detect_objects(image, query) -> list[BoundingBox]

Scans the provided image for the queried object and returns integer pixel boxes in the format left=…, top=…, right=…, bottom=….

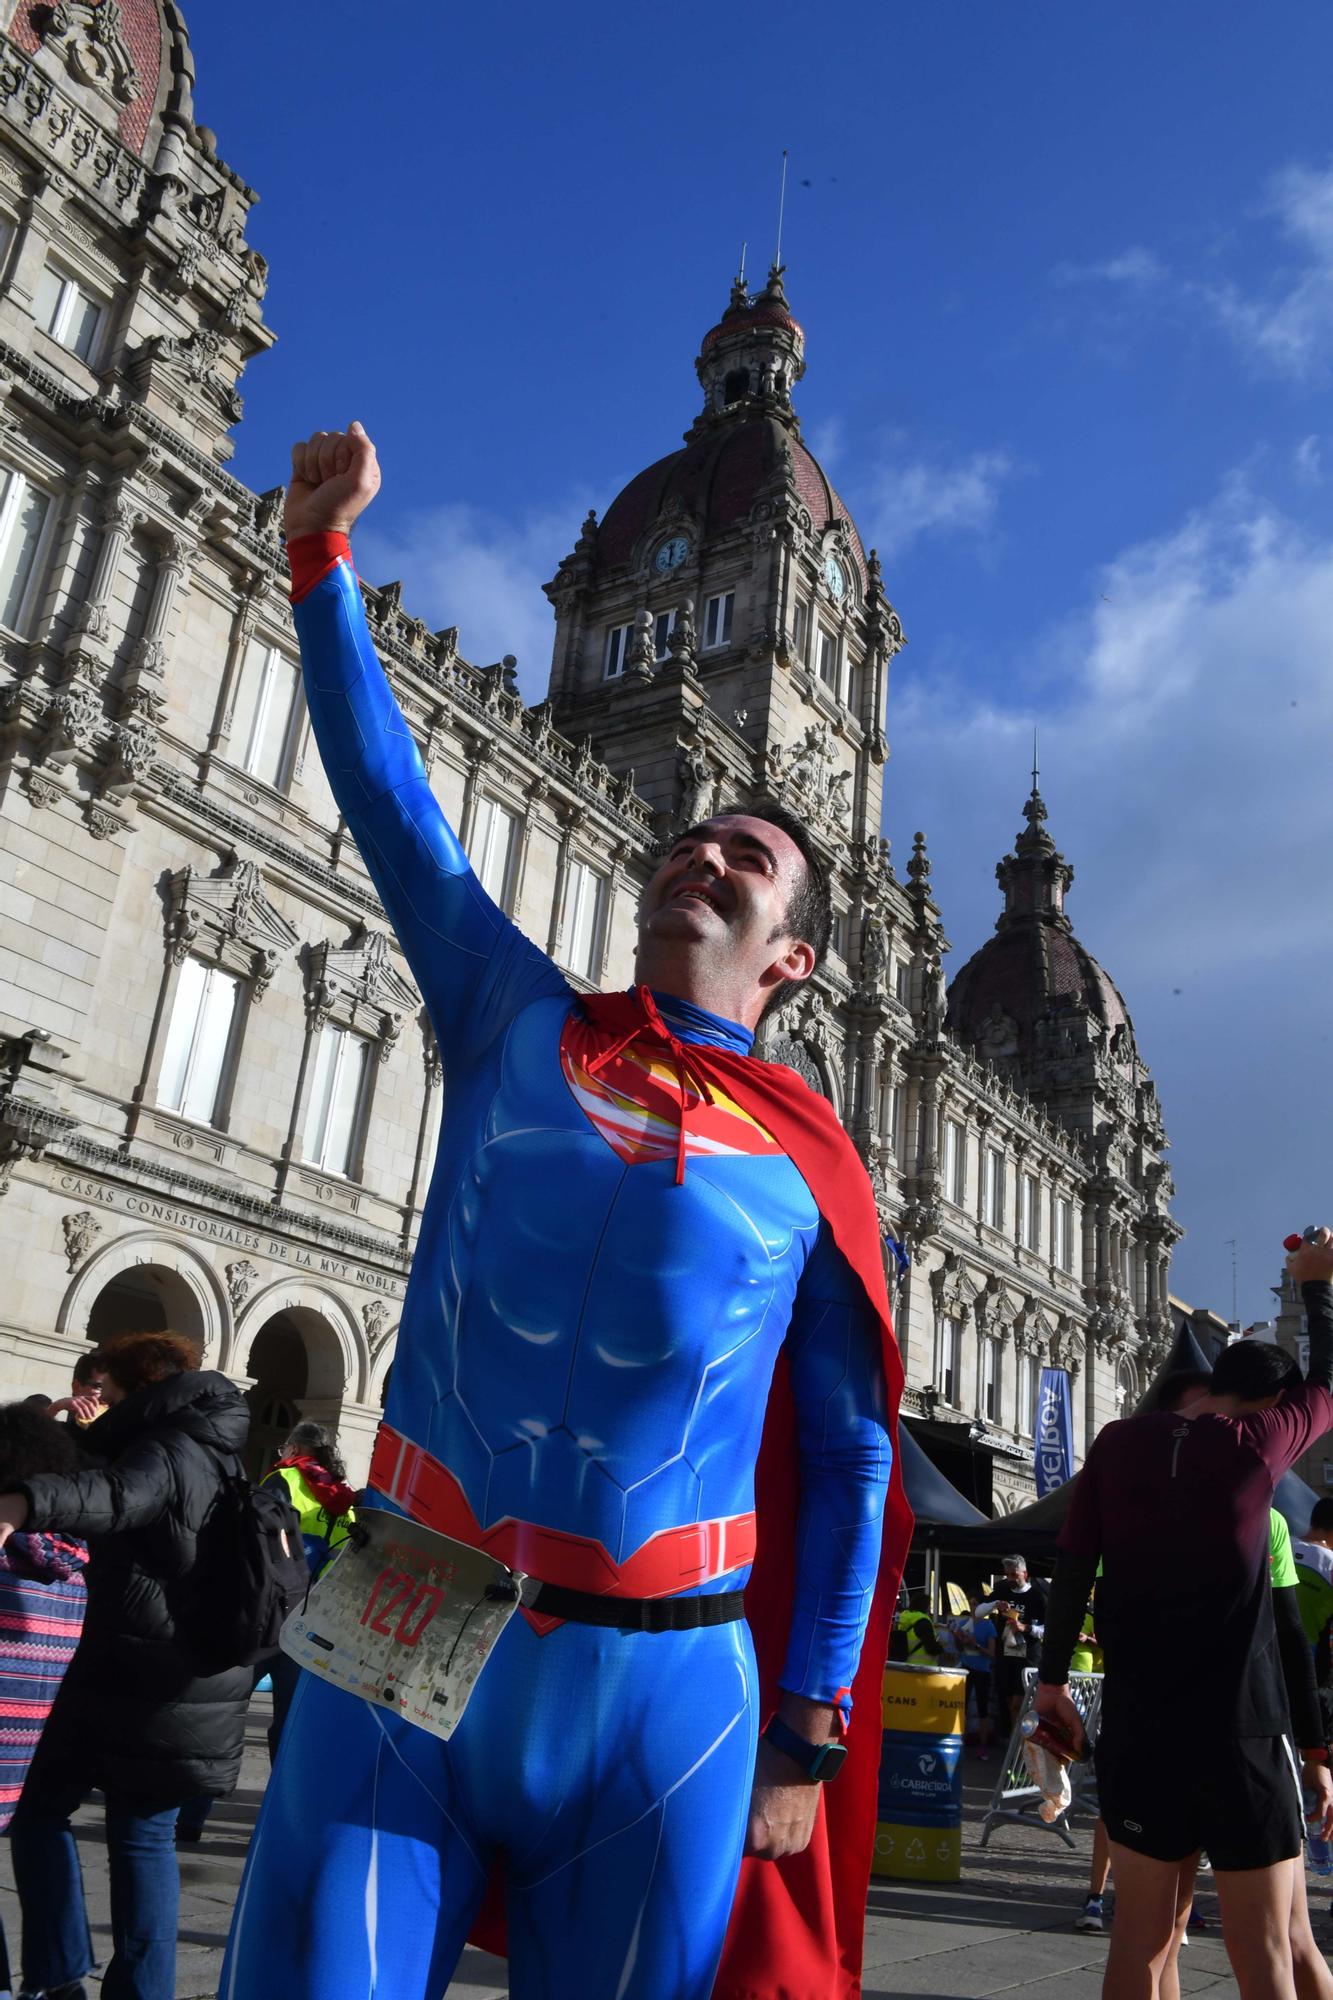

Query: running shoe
left=1075, top=1897, right=1105, bottom=1933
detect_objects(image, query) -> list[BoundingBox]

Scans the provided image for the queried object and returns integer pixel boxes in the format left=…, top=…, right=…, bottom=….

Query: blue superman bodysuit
left=221, top=541, right=891, bottom=2000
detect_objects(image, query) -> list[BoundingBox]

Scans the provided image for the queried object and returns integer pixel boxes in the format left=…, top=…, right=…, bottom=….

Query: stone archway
left=241, top=1302, right=353, bottom=1480
left=61, top=1232, right=221, bottom=1359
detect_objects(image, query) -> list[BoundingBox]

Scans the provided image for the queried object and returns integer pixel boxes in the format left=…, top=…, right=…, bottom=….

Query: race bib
left=279, top=1506, right=524, bottom=1741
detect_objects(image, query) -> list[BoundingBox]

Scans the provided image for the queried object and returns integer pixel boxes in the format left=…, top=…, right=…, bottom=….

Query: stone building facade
left=0, top=0, right=1179, bottom=1501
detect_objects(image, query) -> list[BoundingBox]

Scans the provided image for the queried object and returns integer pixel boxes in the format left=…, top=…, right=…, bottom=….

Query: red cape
left=471, top=987, right=913, bottom=1997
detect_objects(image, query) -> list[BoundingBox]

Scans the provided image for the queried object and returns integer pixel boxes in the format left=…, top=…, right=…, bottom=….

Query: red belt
left=368, top=1423, right=756, bottom=1599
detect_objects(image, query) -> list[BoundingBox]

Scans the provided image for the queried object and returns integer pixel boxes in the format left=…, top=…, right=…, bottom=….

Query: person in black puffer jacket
left=0, top=1330, right=251, bottom=2000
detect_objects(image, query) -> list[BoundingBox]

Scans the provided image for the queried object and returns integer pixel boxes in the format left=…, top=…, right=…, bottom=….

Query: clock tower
left=543, top=263, right=905, bottom=870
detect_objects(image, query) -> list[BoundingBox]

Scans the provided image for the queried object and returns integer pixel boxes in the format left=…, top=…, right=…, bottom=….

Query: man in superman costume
left=222, top=424, right=911, bottom=2000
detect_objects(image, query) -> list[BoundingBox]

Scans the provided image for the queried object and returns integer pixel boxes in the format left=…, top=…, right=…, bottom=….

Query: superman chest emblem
left=559, top=1014, right=784, bottom=1168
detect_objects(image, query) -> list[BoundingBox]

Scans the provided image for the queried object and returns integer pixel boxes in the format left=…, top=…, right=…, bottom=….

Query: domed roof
left=946, top=786, right=1137, bottom=1070
left=597, top=416, right=867, bottom=583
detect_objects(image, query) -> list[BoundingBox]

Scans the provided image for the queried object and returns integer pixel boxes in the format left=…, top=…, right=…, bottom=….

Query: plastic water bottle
left=1304, top=1793, right=1333, bottom=1875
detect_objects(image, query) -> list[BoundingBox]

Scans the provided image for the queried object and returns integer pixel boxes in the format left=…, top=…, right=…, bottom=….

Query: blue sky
left=194, top=2, right=1333, bottom=1326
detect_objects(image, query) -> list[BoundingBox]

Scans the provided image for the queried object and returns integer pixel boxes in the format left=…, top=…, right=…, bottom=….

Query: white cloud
left=356, top=494, right=595, bottom=703
left=863, top=448, right=1016, bottom=559
left=1053, top=246, right=1166, bottom=290
left=808, top=416, right=845, bottom=472
left=1295, top=434, right=1324, bottom=483
left=887, top=476, right=1333, bottom=1318
left=1202, top=161, right=1333, bottom=378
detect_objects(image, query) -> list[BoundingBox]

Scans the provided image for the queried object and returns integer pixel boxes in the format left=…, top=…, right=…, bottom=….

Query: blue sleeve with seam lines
left=779, top=1223, right=891, bottom=1724
left=292, top=557, right=570, bottom=1057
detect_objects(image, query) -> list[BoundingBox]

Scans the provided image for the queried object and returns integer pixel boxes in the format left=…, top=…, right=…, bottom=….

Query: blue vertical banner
left=1034, top=1366, right=1074, bottom=1496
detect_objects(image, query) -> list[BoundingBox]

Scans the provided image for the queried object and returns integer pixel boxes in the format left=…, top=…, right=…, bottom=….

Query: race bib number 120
left=280, top=1506, right=524, bottom=1741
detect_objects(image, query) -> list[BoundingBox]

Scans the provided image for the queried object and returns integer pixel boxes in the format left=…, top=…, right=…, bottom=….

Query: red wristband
left=287, top=530, right=353, bottom=605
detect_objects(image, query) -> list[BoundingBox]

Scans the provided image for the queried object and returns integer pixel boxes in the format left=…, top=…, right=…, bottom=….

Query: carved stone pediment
left=168, top=855, right=299, bottom=1002
left=305, top=925, right=420, bottom=1059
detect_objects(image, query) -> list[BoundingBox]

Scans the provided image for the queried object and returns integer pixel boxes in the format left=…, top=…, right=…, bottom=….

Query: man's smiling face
left=636, top=814, right=812, bottom=1011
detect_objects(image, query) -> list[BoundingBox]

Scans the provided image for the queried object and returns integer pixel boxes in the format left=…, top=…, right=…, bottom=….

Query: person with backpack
left=260, top=1421, right=356, bottom=1761
left=0, top=1331, right=256, bottom=2000
left=0, top=1404, right=89, bottom=2000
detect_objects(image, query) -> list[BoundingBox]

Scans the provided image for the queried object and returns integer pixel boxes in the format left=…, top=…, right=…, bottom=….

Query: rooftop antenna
left=739, top=239, right=747, bottom=284
left=1226, top=1235, right=1240, bottom=1328
left=1031, top=728, right=1040, bottom=797
left=774, top=148, right=789, bottom=269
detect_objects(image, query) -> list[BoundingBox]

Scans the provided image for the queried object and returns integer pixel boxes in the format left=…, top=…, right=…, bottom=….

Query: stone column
left=510, top=775, right=548, bottom=924
left=126, top=529, right=191, bottom=690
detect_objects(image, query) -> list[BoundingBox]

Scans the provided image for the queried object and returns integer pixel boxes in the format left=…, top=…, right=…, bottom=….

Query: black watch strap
left=762, top=1714, right=848, bottom=1782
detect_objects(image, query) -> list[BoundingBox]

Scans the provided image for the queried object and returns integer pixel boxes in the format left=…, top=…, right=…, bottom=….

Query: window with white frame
left=816, top=627, right=837, bottom=687
left=943, top=1117, right=966, bottom=1206
left=1021, top=1173, right=1040, bottom=1251
left=653, top=607, right=677, bottom=660
left=1017, top=1351, right=1038, bottom=1435
left=603, top=622, right=632, bottom=679
left=888, top=1082, right=905, bottom=1158
left=230, top=638, right=301, bottom=789
left=981, top=1336, right=1001, bottom=1423
left=468, top=793, right=519, bottom=910
left=936, top=1317, right=962, bottom=1407
left=34, top=262, right=103, bottom=363
left=561, top=858, right=606, bottom=980
left=985, top=1148, right=1005, bottom=1229
left=304, top=1022, right=372, bottom=1177
left=792, top=599, right=809, bottom=659
left=702, top=591, right=733, bottom=650
left=156, top=958, right=242, bottom=1126
left=1054, top=1196, right=1074, bottom=1272
left=0, top=468, right=50, bottom=635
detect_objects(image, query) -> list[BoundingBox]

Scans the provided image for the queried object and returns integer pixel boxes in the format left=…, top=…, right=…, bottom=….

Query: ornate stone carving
left=60, top=1207, right=102, bottom=1271
left=362, top=1298, right=391, bottom=1349
left=624, top=609, right=655, bottom=683
left=765, top=723, right=851, bottom=834
left=304, top=925, right=420, bottom=1059
left=101, top=692, right=160, bottom=797
left=225, top=1258, right=259, bottom=1309
left=24, top=767, right=65, bottom=812
left=765, top=1032, right=823, bottom=1097
left=85, top=799, right=123, bottom=841
left=676, top=737, right=714, bottom=829
left=43, top=678, right=103, bottom=764
left=168, top=855, right=300, bottom=1001
left=44, top=1, right=141, bottom=106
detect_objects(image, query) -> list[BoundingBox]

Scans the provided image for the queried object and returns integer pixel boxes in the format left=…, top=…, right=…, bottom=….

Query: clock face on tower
left=654, top=537, right=690, bottom=574
left=823, top=553, right=846, bottom=602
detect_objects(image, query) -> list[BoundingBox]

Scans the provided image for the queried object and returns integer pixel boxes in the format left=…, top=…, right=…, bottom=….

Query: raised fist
left=285, top=422, right=381, bottom=543
left=1287, top=1226, right=1333, bottom=1287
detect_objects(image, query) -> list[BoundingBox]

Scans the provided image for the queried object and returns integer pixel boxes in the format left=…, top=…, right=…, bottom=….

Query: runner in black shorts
left=1034, top=1229, right=1333, bottom=2000
left=1095, top=1733, right=1302, bottom=1872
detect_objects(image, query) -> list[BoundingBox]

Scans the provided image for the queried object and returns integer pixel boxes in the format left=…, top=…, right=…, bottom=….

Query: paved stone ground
left=2, top=1707, right=1328, bottom=1998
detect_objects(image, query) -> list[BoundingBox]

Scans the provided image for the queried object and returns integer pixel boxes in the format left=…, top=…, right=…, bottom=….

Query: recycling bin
left=872, top=1661, right=966, bottom=1882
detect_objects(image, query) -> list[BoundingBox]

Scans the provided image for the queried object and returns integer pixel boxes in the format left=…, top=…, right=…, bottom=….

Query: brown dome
left=596, top=416, right=867, bottom=584
left=946, top=786, right=1137, bottom=1071
left=948, top=924, right=1134, bottom=1061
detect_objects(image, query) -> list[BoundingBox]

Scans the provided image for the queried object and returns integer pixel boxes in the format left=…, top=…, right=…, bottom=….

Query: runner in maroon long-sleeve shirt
left=1036, top=1231, right=1333, bottom=2000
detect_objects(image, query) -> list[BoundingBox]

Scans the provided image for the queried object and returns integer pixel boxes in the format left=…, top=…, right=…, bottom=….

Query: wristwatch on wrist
left=762, top=1715, right=848, bottom=1782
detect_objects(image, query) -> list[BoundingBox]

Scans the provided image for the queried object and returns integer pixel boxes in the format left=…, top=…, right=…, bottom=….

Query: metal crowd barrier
left=978, top=1668, right=1103, bottom=1850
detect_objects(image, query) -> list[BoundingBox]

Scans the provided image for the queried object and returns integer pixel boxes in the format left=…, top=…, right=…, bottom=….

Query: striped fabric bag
left=0, top=1530, right=87, bottom=1829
